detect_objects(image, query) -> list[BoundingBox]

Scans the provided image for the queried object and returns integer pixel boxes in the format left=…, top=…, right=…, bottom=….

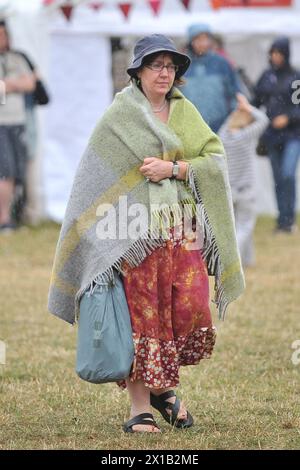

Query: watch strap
left=171, top=161, right=179, bottom=179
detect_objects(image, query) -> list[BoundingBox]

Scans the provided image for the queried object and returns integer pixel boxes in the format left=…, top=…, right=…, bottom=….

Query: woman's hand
left=140, top=157, right=172, bottom=183
left=272, top=114, right=289, bottom=129
left=236, top=93, right=253, bottom=113
left=140, top=157, right=188, bottom=183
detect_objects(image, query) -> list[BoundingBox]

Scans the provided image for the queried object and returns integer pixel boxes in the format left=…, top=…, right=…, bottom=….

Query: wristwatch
left=171, top=161, right=180, bottom=179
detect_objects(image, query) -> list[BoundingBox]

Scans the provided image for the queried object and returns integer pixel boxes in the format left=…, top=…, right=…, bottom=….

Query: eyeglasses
left=146, top=62, right=179, bottom=73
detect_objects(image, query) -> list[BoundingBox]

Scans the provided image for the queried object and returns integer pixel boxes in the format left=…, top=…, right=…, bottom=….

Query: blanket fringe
left=150, top=202, right=186, bottom=238
left=74, top=171, right=228, bottom=322
left=74, top=230, right=165, bottom=322
left=187, top=165, right=228, bottom=321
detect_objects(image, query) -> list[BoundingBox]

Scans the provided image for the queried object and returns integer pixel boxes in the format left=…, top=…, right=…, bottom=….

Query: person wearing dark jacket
left=253, top=37, right=300, bottom=233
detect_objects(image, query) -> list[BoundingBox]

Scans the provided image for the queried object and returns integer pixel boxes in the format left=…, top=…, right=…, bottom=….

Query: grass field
left=0, top=216, right=299, bottom=450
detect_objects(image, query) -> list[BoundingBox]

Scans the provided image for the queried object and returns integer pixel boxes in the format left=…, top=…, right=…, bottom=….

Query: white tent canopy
left=1, top=0, right=300, bottom=221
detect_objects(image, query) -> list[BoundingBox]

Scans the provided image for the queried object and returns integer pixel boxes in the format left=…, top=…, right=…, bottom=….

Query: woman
left=0, top=20, right=35, bottom=231
left=253, top=37, right=300, bottom=234
left=48, top=34, right=245, bottom=434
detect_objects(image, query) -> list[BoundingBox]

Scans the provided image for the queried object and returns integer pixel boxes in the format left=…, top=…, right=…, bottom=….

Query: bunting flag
left=89, top=2, right=103, bottom=11
left=42, top=0, right=293, bottom=18
left=148, top=0, right=162, bottom=16
left=180, top=0, right=191, bottom=9
left=118, top=2, right=133, bottom=19
left=60, top=4, right=74, bottom=21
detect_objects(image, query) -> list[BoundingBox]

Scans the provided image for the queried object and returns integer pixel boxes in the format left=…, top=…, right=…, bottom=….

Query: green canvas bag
left=76, top=273, right=134, bottom=384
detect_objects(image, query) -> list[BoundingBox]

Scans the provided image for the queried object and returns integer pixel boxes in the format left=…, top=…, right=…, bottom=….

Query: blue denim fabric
left=268, top=138, right=300, bottom=229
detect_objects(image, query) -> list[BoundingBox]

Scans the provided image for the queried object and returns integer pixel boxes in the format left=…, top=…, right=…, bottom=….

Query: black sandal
left=123, top=412, right=161, bottom=433
left=150, top=390, right=194, bottom=429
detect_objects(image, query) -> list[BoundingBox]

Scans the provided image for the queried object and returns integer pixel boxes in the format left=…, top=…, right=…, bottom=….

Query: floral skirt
left=117, top=230, right=216, bottom=390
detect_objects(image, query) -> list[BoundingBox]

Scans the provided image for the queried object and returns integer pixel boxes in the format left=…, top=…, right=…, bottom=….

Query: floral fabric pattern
left=118, top=224, right=216, bottom=389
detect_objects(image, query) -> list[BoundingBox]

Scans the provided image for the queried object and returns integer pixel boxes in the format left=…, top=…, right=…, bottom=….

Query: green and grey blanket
left=48, top=82, right=245, bottom=324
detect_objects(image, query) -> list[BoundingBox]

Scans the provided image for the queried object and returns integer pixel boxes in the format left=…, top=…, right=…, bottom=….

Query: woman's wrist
left=166, top=161, right=173, bottom=178
left=175, top=161, right=188, bottom=181
left=166, top=161, right=188, bottom=181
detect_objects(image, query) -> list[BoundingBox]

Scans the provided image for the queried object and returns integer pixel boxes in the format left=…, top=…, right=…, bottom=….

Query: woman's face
left=191, top=33, right=211, bottom=56
left=137, top=53, right=176, bottom=98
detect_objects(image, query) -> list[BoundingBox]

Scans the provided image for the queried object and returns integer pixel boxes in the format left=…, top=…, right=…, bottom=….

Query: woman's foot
left=125, top=379, right=161, bottom=433
left=124, top=412, right=161, bottom=433
left=128, top=405, right=161, bottom=433
left=151, top=388, right=188, bottom=421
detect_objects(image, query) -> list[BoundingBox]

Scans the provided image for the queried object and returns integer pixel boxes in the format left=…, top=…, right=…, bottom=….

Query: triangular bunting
left=118, top=2, right=132, bottom=20
left=148, top=0, right=162, bottom=16
left=60, top=4, right=74, bottom=21
left=180, top=0, right=191, bottom=10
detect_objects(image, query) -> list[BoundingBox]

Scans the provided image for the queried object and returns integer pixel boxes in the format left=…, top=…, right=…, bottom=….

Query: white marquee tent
left=1, top=0, right=300, bottom=222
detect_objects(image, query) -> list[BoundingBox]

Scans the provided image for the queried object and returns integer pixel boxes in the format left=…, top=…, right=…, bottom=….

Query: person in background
left=219, top=94, right=269, bottom=267
left=11, top=50, right=49, bottom=225
left=181, top=23, right=241, bottom=133
left=211, top=33, right=254, bottom=101
left=0, top=20, right=35, bottom=232
left=253, top=37, right=300, bottom=234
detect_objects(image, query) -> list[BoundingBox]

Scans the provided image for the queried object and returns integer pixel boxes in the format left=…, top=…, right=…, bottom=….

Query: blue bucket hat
left=187, top=23, right=212, bottom=43
left=127, top=34, right=191, bottom=78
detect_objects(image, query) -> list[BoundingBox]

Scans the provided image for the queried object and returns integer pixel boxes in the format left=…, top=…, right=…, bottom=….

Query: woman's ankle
left=130, top=406, right=152, bottom=418
left=151, top=387, right=173, bottom=396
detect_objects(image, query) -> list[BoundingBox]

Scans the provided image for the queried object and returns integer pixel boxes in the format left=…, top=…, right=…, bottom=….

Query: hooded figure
left=253, top=36, right=299, bottom=145
left=253, top=37, right=300, bottom=233
left=269, top=36, right=290, bottom=67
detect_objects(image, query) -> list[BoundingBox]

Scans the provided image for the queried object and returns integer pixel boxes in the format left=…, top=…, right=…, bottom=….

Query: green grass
left=0, top=217, right=300, bottom=450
